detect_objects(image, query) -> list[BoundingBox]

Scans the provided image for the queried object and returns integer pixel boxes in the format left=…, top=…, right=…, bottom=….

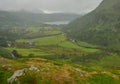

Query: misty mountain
left=65, top=0, right=120, bottom=49
left=0, top=10, right=80, bottom=28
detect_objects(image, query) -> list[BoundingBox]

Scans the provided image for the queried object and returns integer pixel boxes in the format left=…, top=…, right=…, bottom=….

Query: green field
left=16, top=33, right=99, bottom=52
left=5, top=28, right=100, bottom=58
left=17, top=34, right=65, bottom=46
left=3, top=26, right=100, bottom=65
left=6, top=48, right=53, bottom=57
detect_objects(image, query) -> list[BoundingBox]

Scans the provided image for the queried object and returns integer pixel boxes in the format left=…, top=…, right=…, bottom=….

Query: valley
left=0, top=0, right=120, bottom=84
left=5, top=26, right=99, bottom=58
left=0, top=25, right=120, bottom=84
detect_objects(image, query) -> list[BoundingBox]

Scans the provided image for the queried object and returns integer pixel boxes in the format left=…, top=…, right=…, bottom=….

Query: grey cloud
left=0, top=0, right=103, bottom=13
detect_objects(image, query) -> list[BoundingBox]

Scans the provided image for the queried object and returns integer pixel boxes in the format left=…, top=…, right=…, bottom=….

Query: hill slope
left=0, top=10, right=80, bottom=28
left=0, top=47, right=13, bottom=58
left=0, top=57, right=120, bottom=84
left=65, top=0, right=120, bottom=49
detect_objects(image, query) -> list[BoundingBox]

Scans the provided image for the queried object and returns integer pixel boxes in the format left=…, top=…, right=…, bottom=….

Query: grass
left=0, top=47, right=12, bottom=58
left=0, top=68, right=12, bottom=84
left=6, top=48, right=53, bottom=57
left=58, top=40, right=99, bottom=52
left=16, top=34, right=99, bottom=52
left=17, top=34, right=65, bottom=46
left=88, top=74, right=120, bottom=84
left=15, top=26, right=100, bottom=53
left=26, top=27, right=61, bottom=33
left=59, top=41, right=80, bottom=49
left=77, top=41, right=99, bottom=48
left=0, top=56, right=120, bottom=84
left=22, top=27, right=62, bottom=39
left=92, top=53, right=120, bottom=68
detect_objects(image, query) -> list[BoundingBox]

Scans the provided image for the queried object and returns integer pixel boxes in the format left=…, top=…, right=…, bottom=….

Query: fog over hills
left=1, top=0, right=120, bottom=84
left=0, top=0, right=102, bottom=14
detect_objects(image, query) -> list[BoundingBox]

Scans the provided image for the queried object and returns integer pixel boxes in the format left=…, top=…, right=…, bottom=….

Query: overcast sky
left=0, top=0, right=103, bottom=14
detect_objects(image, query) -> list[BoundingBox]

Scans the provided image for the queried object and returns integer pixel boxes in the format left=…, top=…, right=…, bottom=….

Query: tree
left=12, top=50, right=21, bottom=58
left=0, top=37, right=8, bottom=47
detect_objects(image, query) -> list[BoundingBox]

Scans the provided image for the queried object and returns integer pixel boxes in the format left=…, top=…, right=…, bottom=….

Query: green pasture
left=6, top=48, right=53, bottom=57
left=16, top=34, right=99, bottom=52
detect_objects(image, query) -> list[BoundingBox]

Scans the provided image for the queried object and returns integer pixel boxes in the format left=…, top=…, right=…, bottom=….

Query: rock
left=8, top=67, right=12, bottom=71
left=41, top=67, right=50, bottom=71
left=7, top=66, right=40, bottom=83
left=11, top=54, right=15, bottom=58
left=7, top=68, right=27, bottom=83
left=29, top=65, right=40, bottom=72
left=74, top=68, right=85, bottom=76
left=2, top=65, right=6, bottom=68
left=0, top=58, right=5, bottom=63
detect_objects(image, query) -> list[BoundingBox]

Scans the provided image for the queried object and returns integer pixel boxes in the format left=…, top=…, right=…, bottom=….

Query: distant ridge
left=65, top=0, right=120, bottom=49
left=0, top=10, right=80, bottom=28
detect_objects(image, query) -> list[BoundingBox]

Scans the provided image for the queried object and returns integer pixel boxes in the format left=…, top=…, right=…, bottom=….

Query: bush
left=12, top=50, right=21, bottom=58
left=0, top=48, right=12, bottom=58
left=28, top=53, right=34, bottom=58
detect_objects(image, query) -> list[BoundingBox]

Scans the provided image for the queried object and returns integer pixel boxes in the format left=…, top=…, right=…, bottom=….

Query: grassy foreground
left=0, top=56, right=120, bottom=84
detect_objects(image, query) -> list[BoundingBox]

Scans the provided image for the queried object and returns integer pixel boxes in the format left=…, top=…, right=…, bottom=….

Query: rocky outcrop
left=7, top=65, right=40, bottom=83
left=29, top=65, right=40, bottom=72
left=7, top=68, right=27, bottom=83
left=74, top=68, right=85, bottom=76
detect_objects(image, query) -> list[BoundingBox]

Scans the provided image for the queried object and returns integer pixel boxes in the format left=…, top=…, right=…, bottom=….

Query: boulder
left=29, top=65, right=40, bottom=72
left=7, top=65, right=40, bottom=83
left=7, top=68, right=27, bottom=83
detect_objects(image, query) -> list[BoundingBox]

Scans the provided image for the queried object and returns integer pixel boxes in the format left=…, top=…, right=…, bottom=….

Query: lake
left=44, top=21, right=70, bottom=25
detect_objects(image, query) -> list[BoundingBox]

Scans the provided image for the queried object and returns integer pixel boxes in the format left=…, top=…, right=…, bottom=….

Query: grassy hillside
left=65, top=0, right=120, bottom=49
left=0, top=47, right=13, bottom=58
left=0, top=56, right=120, bottom=84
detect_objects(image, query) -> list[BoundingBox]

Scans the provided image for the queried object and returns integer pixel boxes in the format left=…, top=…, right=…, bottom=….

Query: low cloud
left=0, top=0, right=103, bottom=13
